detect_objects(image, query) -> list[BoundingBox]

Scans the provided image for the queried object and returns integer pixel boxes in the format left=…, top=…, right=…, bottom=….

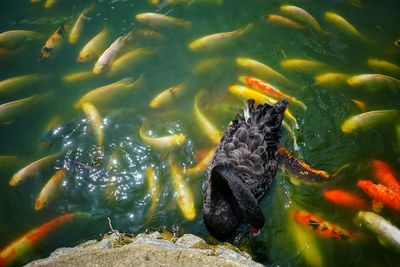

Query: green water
left=1, top=0, right=400, bottom=265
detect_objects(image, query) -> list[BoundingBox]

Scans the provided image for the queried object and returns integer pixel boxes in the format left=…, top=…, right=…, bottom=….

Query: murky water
left=1, top=0, right=400, bottom=266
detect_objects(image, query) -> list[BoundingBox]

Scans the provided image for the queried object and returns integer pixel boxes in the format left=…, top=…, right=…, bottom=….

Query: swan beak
left=250, top=226, right=261, bottom=236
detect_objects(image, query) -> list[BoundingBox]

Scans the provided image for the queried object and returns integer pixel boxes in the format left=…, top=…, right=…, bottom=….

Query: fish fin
left=331, top=163, right=351, bottom=177
left=293, top=98, right=307, bottom=111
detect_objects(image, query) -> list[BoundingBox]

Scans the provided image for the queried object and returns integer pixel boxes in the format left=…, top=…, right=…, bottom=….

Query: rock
left=175, top=234, right=207, bottom=248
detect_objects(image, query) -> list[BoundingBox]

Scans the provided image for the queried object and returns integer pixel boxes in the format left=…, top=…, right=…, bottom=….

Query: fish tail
left=331, top=163, right=351, bottom=177
left=127, top=75, right=144, bottom=89
left=292, top=98, right=307, bottom=111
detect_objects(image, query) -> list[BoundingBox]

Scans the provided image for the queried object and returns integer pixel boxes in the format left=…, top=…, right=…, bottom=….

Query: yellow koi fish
left=139, top=124, right=186, bottom=150
left=341, top=110, right=399, bottom=133
left=40, top=24, right=67, bottom=62
left=69, top=5, right=92, bottom=44
left=136, top=13, right=192, bottom=29
left=280, top=5, right=328, bottom=36
left=0, top=74, right=43, bottom=95
left=314, top=72, right=350, bottom=87
left=146, top=167, right=160, bottom=220
left=192, top=57, right=227, bottom=75
left=266, top=14, right=305, bottom=30
left=77, top=29, right=108, bottom=62
left=189, top=24, right=253, bottom=52
left=351, top=99, right=367, bottom=112
left=194, top=93, right=221, bottom=144
left=0, top=30, right=40, bottom=48
left=229, top=85, right=299, bottom=129
left=367, top=59, right=400, bottom=76
left=169, top=158, right=196, bottom=221
left=183, top=148, right=215, bottom=176
left=35, top=169, right=66, bottom=210
left=44, top=0, right=56, bottom=8
left=236, top=57, right=296, bottom=88
left=62, top=71, right=95, bottom=83
left=108, top=48, right=156, bottom=76
left=281, top=59, right=330, bottom=74
left=324, top=12, right=367, bottom=42
left=347, top=74, right=400, bottom=91
left=0, top=95, right=39, bottom=123
left=82, top=102, right=104, bottom=147
left=93, top=35, right=125, bottom=74
left=74, top=76, right=143, bottom=108
left=9, top=152, right=60, bottom=186
left=150, top=83, right=186, bottom=108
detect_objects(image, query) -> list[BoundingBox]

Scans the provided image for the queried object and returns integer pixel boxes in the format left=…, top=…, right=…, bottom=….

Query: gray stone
left=175, top=234, right=207, bottom=248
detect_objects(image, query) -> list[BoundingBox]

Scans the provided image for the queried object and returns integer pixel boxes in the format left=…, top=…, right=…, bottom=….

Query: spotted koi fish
left=357, top=179, right=400, bottom=212
left=292, top=210, right=357, bottom=240
left=371, top=160, right=400, bottom=191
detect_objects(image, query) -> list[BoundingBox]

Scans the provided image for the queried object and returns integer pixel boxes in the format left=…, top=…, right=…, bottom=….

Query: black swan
left=202, top=99, right=288, bottom=240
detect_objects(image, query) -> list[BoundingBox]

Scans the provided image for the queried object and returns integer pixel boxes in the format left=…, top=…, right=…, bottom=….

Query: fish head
left=93, top=63, right=106, bottom=74
left=135, top=14, right=148, bottom=23
left=34, top=198, right=47, bottom=210
left=77, top=53, right=90, bottom=62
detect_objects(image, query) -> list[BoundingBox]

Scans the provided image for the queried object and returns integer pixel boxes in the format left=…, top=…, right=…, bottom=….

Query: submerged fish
left=40, top=24, right=67, bottom=62
left=93, top=35, right=125, bottom=74
left=108, top=48, right=156, bottom=76
left=44, top=0, right=56, bottom=8
left=82, top=102, right=104, bottom=147
left=189, top=24, right=252, bottom=52
left=372, top=160, right=400, bottom=191
left=150, top=83, right=186, bottom=109
left=239, top=75, right=307, bottom=110
left=0, top=74, right=43, bottom=95
left=293, top=210, right=357, bottom=240
left=62, top=71, right=95, bottom=83
left=357, top=211, right=400, bottom=253
left=340, top=110, right=399, bottom=133
left=183, top=148, right=215, bottom=176
left=146, top=167, right=160, bottom=220
left=0, top=30, right=40, bottom=48
left=123, top=28, right=166, bottom=44
left=77, top=29, right=108, bottom=62
left=75, top=76, right=143, bottom=108
left=0, top=213, right=86, bottom=266
left=324, top=189, right=368, bottom=209
left=280, top=5, right=328, bottom=35
left=194, top=93, right=221, bottom=144
left=69, top=5, right=92, bottom=44
left=139, top=124, right=186, bottom=150
left=9, top=152, right=60, bottom=186
left=367, top=59, right=400, bottom=76
left=136, top=13, right=192, bottom=29
left=266, top=14, right=305, bottom=30
left=324, top=12, right=367, bottom=42
left=35, top=169, right=66, bottom=210
left=192, top=57, right=228, bottom=75
left=281, top=59, right=330, bottom=74
left=347, top=74, right=400, bottom=91
left=164, top=0, right=223, bottom=5
left=357, top=179, right=400, bottom=212
left=0, top=95, right=40, bottom=123
left=351, top=99, right=367, bottom=112
left=169, top=158, right=196, bottom=221
left=236, top=57, right=295, bottom=89
left=314, top=72, right=350, bottom=87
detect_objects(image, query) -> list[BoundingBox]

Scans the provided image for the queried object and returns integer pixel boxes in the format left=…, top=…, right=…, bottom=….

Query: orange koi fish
left=292, top=210, right=357, bottom=240
left=357, top=180, right=400, bottom=212
left=239, top=75, right=307, bottom=110
left=371, top=160, right=400, bottom=191
left=323, top=189, right=368, bottom=209
left=0, top=212, right=85, bottom=266
left=278, top=146, right=330, bottom=182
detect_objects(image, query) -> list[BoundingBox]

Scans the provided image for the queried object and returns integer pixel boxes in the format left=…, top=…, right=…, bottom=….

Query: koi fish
left=40, top=24, right=67, bottom=62
left=0, top=213, right=86, bottom=266
left=350, top=99, right=367, bottom=112
left=193, top=57, right=228, bottom=75
left=367, top=59, right=400, bottom=76
left=324, top=12, right=367, bottom=42
left=266, top=14, right=305, bottom=30
left=69, top=5, right=92, bottom=44
left=281, top=59, right=330, bottom=74
left=108, top=48, right=156, bottom=76
left=146, top=167, right=160, bottom=220
left=77, top=29, right=108, bottom=62
left=62, top=71, right=95, bottom=83
left=123, top=28, right=166, bottom=44
left=341, top=110, right=399, bottom=133
left=183, top=148, right=215, bottom=176
left=74, top=76, right=143, bottom=108
left=44, top=0, right=56, bottom=8
left=189, top=24, right=253, bottom=52
left=324, top=189, right=368, bottom=209
left=236, top=57, right=296, bottom=89
left=229, top=85, right=299, bottom=129
left=35, top=169, right=66, bottom=210
left=0, top=156, right=19, bottom=170
left=280, top=5, right=329, bottom=35
left=0, top=74, right=43, bottom=96
left=139, top=124, right=186, bottom=150
left=164, top=0, right=223, bottom=5
left=357, top=211, right=400, bottom=253
left=239, top=75, right=307, bottom=110
left=93, top=35, right=125, bottom=74
left=293, top=210, right=357, bottom=240
left=0, top=95, right=40, bottom=124
left=194, top=93, right=221, bottom=144
left=357, top=179, right=400, bottom=212
left=347, top=74, right=400, bottom=91
left=371, top=160, right=400, bottom=191
left=9, top=152, right=60, bottom=186
left=278, top=146, right=330, bottom=182
left=314, top=72, right=350, bottom=87
left=169, top=158, right=196, bottom=221
left=82, top=102, right=104, bottom=147
left=150, top=83, right=186, bottom=109
left=136, top=13, right=192, bottom=29
left=0, top=30, right=40, bottom=48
